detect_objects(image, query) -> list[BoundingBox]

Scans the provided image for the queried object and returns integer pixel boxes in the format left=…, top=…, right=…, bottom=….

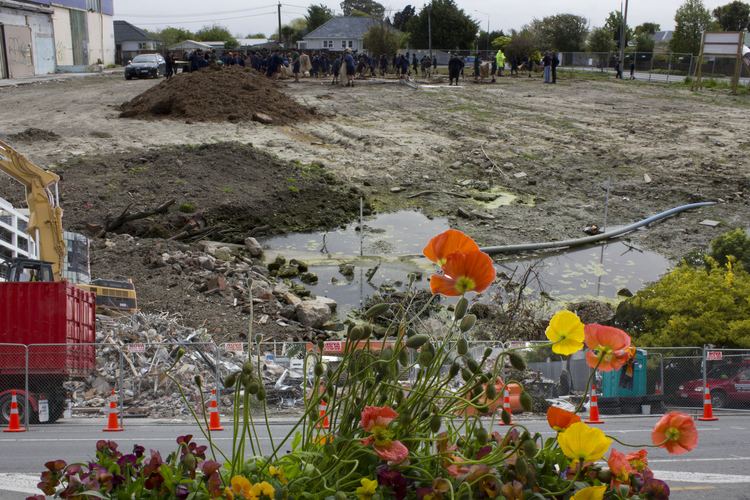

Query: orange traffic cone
left=3, top=390, right=26, bottom=433
left=698, top=386, right=719, bottom=421
left=585, top=384, right=604, bottom=424
left=103, top=389, right=123, bottom=432
left=316, top=400, right=330, bottom=430
left=208, top=389, right=224, bottom=431
left=499, top=387, right=513, bottom=425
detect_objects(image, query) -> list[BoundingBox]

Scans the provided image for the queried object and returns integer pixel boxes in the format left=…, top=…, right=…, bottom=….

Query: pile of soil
left=8, top=127, right=60, bottom=142
left=51, top=142, right=365, bottom=241
left=119, top=67, right=317, bottom=124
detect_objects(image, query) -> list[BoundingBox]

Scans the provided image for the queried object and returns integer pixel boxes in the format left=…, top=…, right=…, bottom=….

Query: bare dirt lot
left=1, top=71, right=748, bottom=338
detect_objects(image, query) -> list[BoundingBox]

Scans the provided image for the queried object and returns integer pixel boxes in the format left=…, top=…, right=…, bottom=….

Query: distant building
left=0, top=0, right=115, bottom=79
left=298, top=16, right=380, bottom=52
left=114, top=20, right=157, bottom=65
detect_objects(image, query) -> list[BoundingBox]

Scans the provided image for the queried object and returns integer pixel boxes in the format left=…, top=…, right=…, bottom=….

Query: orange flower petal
left=423, top=229, right=480, bottom=265
left=546, top=406, right=581, bottom=431
left=584, top=324, right=631, bottom=351
left=652, top=412, right=698, bottom=455
left=442, top=251, right=496, bottom=292
left=430, top=273, right=461, bottom=296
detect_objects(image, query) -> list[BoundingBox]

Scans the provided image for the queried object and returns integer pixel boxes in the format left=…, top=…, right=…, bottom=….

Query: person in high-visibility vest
left=495, top=50, right=506, bottom=79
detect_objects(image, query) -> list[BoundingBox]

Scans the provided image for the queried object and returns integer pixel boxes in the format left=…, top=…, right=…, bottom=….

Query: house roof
left=651, top=31, right=673, bottom=44
left=237, top=38, right=272, bottom=47
left=168, top=40, right=213, bottom=50
left=114, top=20, right=156, bottom=43
left=303, top=16, right=379, bottom=40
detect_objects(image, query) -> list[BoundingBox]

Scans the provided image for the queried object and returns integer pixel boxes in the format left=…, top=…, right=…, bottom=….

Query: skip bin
left=601, top=348, right=647, bottom=398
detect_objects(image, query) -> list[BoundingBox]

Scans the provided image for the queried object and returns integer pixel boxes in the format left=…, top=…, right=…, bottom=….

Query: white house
left=298, top=16, right=379, bottom=52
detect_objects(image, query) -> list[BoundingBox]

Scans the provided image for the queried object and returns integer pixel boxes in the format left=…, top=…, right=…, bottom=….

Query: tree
left=713, top=1, right=750, bottom=31
left=477, top=30, right=505, bottom=52
left=634, top=22, right=661, bottom=35
left=504, top=28, right=540, bottom=61
left=340, top=0, right=385, bottom=18
left=306, top=4, right=334, bottom=32
left=534, top=14, right=588, bottom=52
left=405, top=0, right=478, bottom=50
left=587, top=27, right=616, bottom=52
left=276, top=18, right=308, bottom=47
left=604, top=10, right=633, bottom=49
left=634, top=32, right=655, bottom=52
left=491, top=35, right=511, bottom=51
left=670, top=0, right=712, bottom=55
left=195, top=25, right=239, bottom=48
left=150, top=27, right=195, bottom=47
left=392, top=5, right=415, bottom=31
left=363, top=23, right=399, bottom=57
left=246, top=33, right=266, bottom=39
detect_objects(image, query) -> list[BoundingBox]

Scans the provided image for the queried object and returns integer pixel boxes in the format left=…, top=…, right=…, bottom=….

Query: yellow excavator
left=0, top=140, right=137, bottom=312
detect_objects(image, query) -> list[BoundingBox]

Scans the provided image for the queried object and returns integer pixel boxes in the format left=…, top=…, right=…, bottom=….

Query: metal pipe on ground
left=479, top=201, right=717, bottom=255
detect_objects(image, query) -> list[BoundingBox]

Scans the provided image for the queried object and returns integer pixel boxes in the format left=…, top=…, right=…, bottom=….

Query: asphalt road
left=1, top=415, right=749, bottom=499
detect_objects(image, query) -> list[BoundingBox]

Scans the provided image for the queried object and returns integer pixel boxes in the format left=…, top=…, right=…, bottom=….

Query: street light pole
left=618, top=0, right=629, bottom=76
left=428, top=2, right=432, bottom=59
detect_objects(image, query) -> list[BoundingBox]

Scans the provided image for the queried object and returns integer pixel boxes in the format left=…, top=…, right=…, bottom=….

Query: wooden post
left=693, top=32, right=706, bottom=91
left=732, top=31, right=743, bottom=95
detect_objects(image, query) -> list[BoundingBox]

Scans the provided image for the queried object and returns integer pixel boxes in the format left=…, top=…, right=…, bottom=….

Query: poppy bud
left=457, top=338, right=469, bottom=355
left=461, top=368, right=473, bottom=382
left=175, top=348, right=185, bottom=362
left=255, top=334, right=262, bottom=345
left=466, top=357, right=479, bottom=373
left=597, top=469, right=612, bottom=483
left=193, top=375, right=202, bottom=387
left=335, top=492, right=348, bottom=500
left=406, top=334, right=429, bottom=349
left=454, top=297, right=468, bottom=320
left=398, top=349, right=409, bottom=366
left=459, top=314, right=476, bottom=332
left=485, top=383, right=497, bottom=400
left=224, top=371, right=239, bottom=388
left=520, top=392, right=533, bottom=412
left=257, top=387, right=266, bottom=401
left=509, top=352, right=527, bottom=371
left=314, top=363, right=325, bottom=377
left=501, top=409, right=511, bottom=425
left=522, top=438, right=537, bottom=457
left=349, top=326, right=363, bottom=341
left=483, top=347, right=492, bottom=360
left=317, top=340, right=324, bottom=351
left=182, top=453, right=196, bottom=471
left=430, top=415, right=442, bottom=433
left=242, top=361, right=254, bottom=375
left=476, top=426, right=488, bottom=444
left=364, top=303, right=389, bottom=319
left=449, top=362, right=460, bottom=378
left=247, top=380, right=259, bottom=394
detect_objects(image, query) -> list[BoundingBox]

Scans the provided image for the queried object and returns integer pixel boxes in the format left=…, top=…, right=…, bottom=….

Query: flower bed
left=30, top=230, right=697, bottom=499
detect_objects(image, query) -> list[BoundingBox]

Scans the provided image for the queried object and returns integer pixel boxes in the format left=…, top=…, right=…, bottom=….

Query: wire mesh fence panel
left=702, top=348, right=750, bottom=410
left=0, top=343, right=28, bottom=425
left=642, top=347, right=704, bottom=410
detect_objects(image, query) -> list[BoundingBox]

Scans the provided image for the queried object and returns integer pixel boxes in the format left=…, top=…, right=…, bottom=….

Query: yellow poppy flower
left=572, top=485, right=607, bottom=500
left=269, top=465, right=287, bottom=484
left=224, top=487, right=235, bottom=500
left=558, top=422, right=612, bottom=465
left=231, top=476, right=252, bottom=499
left=250, top=481, right=275, bottom=499
left=545, top=310, right=585, bottom=355
left=356, top=478, right=378, bottom=500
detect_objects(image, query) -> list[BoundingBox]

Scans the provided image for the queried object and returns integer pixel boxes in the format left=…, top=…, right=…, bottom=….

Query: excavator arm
left=0, top=140, right=66, bottom=281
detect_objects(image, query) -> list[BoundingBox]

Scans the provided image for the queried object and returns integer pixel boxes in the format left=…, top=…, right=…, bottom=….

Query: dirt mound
left=118, top=67, right=316, bottom=124
left=8, top=127, right=60, bottom=142
left=50, top=142, right=365, bottom=242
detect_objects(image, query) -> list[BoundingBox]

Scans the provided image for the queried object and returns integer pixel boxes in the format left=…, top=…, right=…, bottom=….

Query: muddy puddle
left=262, top=211, right=671, bottom=316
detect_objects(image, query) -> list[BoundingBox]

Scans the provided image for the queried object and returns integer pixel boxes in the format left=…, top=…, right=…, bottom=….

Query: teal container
left=601, top=349, right=647, bottom=398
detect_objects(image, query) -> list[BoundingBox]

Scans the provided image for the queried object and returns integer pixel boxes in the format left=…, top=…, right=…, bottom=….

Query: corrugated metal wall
left=69, top=9, right=87, bottom=66
left=0, top=26, right=6, bottom=79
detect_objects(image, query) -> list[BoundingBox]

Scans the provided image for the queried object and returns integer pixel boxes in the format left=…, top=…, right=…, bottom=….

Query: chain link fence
left=1, top=342, right=747, bottom=429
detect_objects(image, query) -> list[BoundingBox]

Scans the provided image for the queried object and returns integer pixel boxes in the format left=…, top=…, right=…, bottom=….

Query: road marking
left=652, top=470, right=750, bottom=484
left=0, top=437, right=273, bottom=443
left=0, top=473, right=41, bottom=494
left=671, top=486, right=716, bottom=491
left=650, top=456, right=750, bottom=463
left=730, top=426, right=746, bottom=430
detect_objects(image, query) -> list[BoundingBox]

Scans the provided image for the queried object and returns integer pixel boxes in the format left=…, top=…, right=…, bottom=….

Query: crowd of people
left=164, top=46, right=563, bottom=87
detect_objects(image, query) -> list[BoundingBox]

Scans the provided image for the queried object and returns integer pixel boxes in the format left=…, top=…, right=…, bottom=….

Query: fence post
left=702, top=345, right=708, bottom=396
left=24, top=346, right=30, bottom=430
left=689, top=54, right=695, bottom=78
left=649, top=54, right=654, bottom=82
left=119, top=348, right=124, bottom=429
left=215, top=344, right=221, bottom=402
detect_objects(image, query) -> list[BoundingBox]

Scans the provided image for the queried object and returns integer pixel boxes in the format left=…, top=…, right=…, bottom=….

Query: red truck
left=678, top=359, right=750, bottom=409
left=0, top=281, right=96, bottom=424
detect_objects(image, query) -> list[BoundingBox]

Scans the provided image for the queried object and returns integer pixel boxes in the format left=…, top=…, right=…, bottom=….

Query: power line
left=118, top=5, right=277, bottom=18
left=124, top=11, right=278, bottom=26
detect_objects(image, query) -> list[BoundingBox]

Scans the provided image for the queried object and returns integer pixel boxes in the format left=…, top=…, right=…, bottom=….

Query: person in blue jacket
left=343, top=48, right=356, bottom=87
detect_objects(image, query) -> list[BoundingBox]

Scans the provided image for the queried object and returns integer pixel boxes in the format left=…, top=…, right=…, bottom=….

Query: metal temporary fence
left=1, top=342, right=748, bottom=430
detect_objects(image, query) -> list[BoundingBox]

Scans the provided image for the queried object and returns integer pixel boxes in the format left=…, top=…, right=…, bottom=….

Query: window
left=86, top=0, right=101, bottom=12
left=348, top=40, right=353, bottom=48
left=341, top=40, right=347, bottom=48
left=323, top=40, right=334, bottom=49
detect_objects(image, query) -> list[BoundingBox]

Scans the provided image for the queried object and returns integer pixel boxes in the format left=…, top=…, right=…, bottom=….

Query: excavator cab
left=3, top=258, right=54, bottom=282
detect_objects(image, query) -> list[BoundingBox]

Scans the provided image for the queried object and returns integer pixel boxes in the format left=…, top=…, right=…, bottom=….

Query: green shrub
left=710, top=228, right=750, bottom=270
left=178, top=202, right=196, bottom=213
left=615, top=262, right=750, bottom=348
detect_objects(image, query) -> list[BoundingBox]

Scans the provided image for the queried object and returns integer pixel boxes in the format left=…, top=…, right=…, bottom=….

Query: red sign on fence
left=706, top=351, right=723, bottom=361
left=127, top=343, right=145, bottom=353
left=224, top=342, right=245, bottom=353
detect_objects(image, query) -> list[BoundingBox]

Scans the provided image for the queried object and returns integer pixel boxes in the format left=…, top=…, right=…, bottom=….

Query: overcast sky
left=115, top=0, right=729, bottom=38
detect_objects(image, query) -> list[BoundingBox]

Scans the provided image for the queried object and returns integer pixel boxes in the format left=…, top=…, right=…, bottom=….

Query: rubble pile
left=119, top=66, right=318, bottom=124
left=67, top=312, right=310, bottom=418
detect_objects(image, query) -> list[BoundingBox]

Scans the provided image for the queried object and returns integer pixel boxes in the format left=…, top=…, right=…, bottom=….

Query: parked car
left=678, top=360, right=750, bottom=408
left=125, top=54, right=166, bottom=80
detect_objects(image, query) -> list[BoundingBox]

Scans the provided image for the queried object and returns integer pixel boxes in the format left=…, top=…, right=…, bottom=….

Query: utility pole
left=618, top=0, right=629, bottom=76
left=277, top=2, right=283, bottom=48
left=428, top=2, right=432, bottom=59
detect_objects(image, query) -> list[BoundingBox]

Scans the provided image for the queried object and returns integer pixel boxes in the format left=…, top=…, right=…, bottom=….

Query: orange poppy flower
left=625, top=449, right=648, bottom=472
left=546, top=406, right=581, bottom=431
left=360, top=406, right=398, bottom=432
left=430, top=251, right=496, bottom=296
left=651, top=412, right=698, bottom=455
left=584, top=324, right=632, bottom=372
left=607, top=449, right=634, bottom=484
left=423, top=229, right=480, bottom=266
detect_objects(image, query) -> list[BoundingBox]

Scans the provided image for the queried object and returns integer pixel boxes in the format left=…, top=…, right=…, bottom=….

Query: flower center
left=665, top=426, right=681, bottom=442
left=455, top=276, right=476, bottom=294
